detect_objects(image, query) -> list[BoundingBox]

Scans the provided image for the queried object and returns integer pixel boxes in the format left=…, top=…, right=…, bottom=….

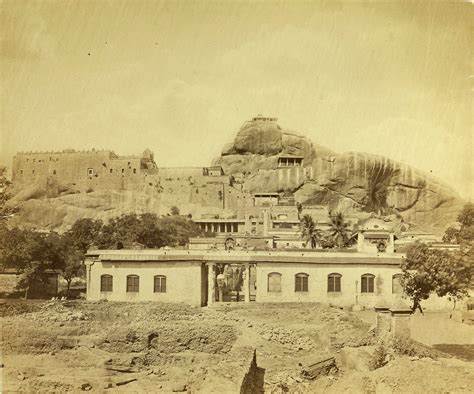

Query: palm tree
left=300, top=214, right=322, bottom=249
left=329, top=211, right=351, bottom=248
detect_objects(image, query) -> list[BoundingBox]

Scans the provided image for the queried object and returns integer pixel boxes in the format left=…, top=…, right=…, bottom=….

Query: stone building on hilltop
left=12, top=149, right=158, bottom=192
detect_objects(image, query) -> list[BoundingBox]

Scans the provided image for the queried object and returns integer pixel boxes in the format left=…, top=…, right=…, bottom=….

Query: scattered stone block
left=301, top=356, right=338, bottom=380
left=116, top=378, right=137, bottom=386
left=81, top=383, right=92, bottom=391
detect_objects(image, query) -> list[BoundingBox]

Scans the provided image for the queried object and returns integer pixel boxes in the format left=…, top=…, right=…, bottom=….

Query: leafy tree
left=442, top=225, right=461, bottom=244
left=458, top=203, right=474, bottom=227
left=300, top=214, right=322, bottom=248
left=65, top=218, right=103, bottom=254
left=401, top=242, right=472, bottom=313
left=92, top=213, right=202, bottom=249
left=0, top=228, right=47, bottom=271
left=170, top=206, right=180, bottom=216
left=16, top=262, right=48, bottom=299
left=0, top=166, right=18, bottom=223
left=0, top=228, right=62, bottom=298
left=328, top=211, right=351, bottom=248
left=443, top=203, right=474, bottom=245
left=157, top=215, right=202, bottom=246
left=319, top=236, right=337, bottom=249
left=45, top=232, right=84, bottom=295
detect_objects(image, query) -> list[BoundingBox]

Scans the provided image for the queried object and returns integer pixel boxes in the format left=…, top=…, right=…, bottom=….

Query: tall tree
left=45, top=232, right=84, bottom=295
left=65, top=218, right=103, bottom=254
left=401, top=242, right=472, bottom=313
left=328, top=211, right=351, bottom=248
left=0, top=228, right=60, bottom=298
left=300, top=214, right=322, bottom=248
left=443, top=203, right=474, bottom=245
left=0, top=166, right=18, bottom=223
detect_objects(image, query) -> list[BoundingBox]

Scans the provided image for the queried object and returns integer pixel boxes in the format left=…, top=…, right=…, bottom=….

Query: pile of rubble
left=255, top=323, right=316, bottom=350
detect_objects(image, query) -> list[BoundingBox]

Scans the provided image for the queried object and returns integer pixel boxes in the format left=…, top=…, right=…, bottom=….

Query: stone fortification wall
left=12, top=149, right=158, bottom=193
left=158, top=167, right=204, bottom=180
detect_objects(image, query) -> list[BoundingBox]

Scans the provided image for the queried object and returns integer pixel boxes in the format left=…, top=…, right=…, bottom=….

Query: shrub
left=391, top=336, right=417, bottom=357
left=369, top=340, right=389, bottom=370
left=391, top=335, right=443, bottom=359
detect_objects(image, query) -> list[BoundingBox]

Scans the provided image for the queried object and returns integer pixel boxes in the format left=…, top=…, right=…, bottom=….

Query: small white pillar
left=207, top=262, right=216, bottom=305
left=243, top=263, right=250, bottom=303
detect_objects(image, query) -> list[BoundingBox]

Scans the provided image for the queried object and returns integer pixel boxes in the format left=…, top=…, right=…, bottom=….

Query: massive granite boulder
left=214, top=120, right=330, bottom=176
left=214, top=120, right=464, bottom=232
left=298, top=152, right=464, bottom=230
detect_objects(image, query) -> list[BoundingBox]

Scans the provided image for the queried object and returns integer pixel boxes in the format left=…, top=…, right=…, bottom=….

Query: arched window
left=126, top=275, right=139, bottom=292
left=361, top=274, right=375, bottom=293
left=100, top=274, right=113, bottom=292
left=154, top=275, right=166, bottom=293
left=392, top=274, right=403, bottom=294
left=268, top=272, right=282, bottom=292
left=295, top=273, right=309, bottom=292
left=327, top=273, right=342, bottom=293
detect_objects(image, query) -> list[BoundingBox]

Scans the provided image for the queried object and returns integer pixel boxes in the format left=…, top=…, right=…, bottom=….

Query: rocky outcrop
left=7, top=118, right=464, bottom=233
left=214, top=120, right=463, bottom=232
left=297, top=152, right=463, bottom=230
left=215, top=120, right=324, bottom=176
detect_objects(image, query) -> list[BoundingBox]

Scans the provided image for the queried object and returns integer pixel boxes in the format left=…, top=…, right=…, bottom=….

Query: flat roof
left=194, top=219, right=245, bottom=223
left=86, top=249, right=404, bottom=265
left=278, top=155, right=304, bottom=159
left=254, top=193, right=279, bottom=196
left=188, top=237, right=225, bottom=244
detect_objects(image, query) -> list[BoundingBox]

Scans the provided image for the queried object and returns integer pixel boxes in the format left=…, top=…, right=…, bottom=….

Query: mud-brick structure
left=12, top=149, right=158, bottom=192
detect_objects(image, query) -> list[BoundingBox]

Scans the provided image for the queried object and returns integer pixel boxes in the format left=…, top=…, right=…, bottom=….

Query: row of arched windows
left=267, top=273, right=404, bottom=294
left=100, top=274, right=167, bottom=293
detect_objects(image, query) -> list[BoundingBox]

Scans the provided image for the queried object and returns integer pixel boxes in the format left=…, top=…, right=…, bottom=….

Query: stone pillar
left=207, top=262, right=216, bottom=305
left=262, top=210, right=269, bottom=237
left=243, top=263, right=250, bottom=303
left=388, top=233, right=395, bottom=253
left=84, top=259, right=95, bottom=300
left=389, top=306, right=412, bottom=339
left=374, top=305, right=391, bottom=338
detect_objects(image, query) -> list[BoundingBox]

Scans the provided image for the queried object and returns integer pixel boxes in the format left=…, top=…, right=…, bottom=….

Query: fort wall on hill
left=12, top=149, right=159, bottom=193
left=11, top=150, right=256, bottom=214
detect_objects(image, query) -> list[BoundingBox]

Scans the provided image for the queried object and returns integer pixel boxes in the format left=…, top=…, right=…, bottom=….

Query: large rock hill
left=7, top=118, right=464, bottom=233
left=213, top=120, right=464, bottom=232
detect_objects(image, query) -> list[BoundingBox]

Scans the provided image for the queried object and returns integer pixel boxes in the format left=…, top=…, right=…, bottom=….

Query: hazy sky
left=1, top=1, right=472, bottom=198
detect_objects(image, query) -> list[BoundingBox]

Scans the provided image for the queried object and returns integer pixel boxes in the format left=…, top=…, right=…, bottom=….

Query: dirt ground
left=1, top=300, right=473, bottom=393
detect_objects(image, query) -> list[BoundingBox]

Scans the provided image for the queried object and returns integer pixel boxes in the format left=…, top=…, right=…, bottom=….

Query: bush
left=391, top=336, right=417, bottom=357
left=369, top=340, right=389, bottom=370
left=391, top=336, right=444, bottom=359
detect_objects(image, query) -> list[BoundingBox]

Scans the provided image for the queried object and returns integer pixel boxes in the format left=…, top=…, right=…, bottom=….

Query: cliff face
left=303, top=152, right=463, bottom=229
left=213, top=120, right=464, bottom=232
